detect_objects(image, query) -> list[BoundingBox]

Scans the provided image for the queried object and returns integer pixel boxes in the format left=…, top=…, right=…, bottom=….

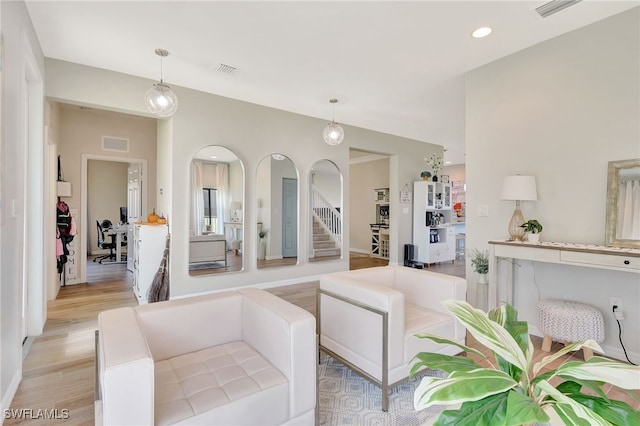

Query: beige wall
left=87, top=160, right=128, bottom=253
left=45, top=58, right=442, bottom=297
left=443, top=163, right=465, bottom=183
left=466, top=8, right=639, bottom=362
left=349, top=158, right=390, bottom=253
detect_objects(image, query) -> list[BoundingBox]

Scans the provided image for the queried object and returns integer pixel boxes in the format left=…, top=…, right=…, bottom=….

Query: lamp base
left=508, top=207, right=526, bottom=241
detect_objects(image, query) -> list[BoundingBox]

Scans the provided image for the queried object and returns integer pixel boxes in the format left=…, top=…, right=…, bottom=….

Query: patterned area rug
left=319, top=355, right=446, bottom=425
left=188, top=262, right=227, bottom=270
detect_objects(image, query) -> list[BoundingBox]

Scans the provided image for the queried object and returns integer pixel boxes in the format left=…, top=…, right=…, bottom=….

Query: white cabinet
left=413, top=181, right=455, bottom=265
left=133, top=224, right=168, bottom=304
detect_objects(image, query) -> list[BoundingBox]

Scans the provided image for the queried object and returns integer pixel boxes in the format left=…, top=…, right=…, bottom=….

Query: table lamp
left=501, top=175, right=537, bottom=241
left=231, top=201, right=242, bottom=222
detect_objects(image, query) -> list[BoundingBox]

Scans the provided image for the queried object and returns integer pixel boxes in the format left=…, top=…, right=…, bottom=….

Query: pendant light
left=323, top=98, right=344, bottom=145
left=145, top=48, right=178, bottom=118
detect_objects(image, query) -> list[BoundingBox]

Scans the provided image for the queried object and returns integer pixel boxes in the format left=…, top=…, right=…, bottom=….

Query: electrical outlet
left=610, top=297, right=622, bottom=310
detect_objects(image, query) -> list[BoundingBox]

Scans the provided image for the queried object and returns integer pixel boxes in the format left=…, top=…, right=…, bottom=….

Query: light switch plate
left=402, top=207, right=409, bottom=214
left=477, top=205, right=489, bottom=217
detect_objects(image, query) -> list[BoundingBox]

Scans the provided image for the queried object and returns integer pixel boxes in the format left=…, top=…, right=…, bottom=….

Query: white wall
left=0, top=0, right=45, bottom=413
left=466, top=8, right=640, bottom=363
left=87, top=160, right=128, bottom=253
left=45, top=59, right=442, bottom=298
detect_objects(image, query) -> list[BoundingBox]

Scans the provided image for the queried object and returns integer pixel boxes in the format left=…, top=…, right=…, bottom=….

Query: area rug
left=188, top=262, right=227, bottom=270
left=318, top=355, right=446, bottom=425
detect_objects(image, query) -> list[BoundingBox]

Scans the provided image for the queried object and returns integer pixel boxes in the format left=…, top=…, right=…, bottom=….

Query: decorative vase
left=258, top=239, right=266, bottom=260
left=527, top=233, right=541, bottom=243
left=432, top=175, right=438, bottom=182
left=422, top=176, right=429, bottom=181
left=476, top=273, right=488, bottom=312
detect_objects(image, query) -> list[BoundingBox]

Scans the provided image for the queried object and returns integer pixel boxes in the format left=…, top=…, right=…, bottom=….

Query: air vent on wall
left=102, top=136, right=129, bottom=153
left=216, top=63, right=237, bottom=74
left=536, top=0, right=582, bottom=18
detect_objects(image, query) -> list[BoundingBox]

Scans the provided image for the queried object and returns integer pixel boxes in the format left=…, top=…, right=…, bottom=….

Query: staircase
left=312, top=218, right=341, bottom=258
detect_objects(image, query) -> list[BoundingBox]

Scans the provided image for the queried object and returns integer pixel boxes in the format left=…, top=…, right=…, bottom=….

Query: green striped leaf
left=434, top=393, right=510, bottom=426
left=413, top=333, right=487, bottom=359
left=414, top=368, right=517, bottom=410
left=442, top=300, right=528, bottom=372
left=556, top=356, right=640, bottom=390
left=533, top=340, right=602, bottom=376
left=410, top=352, right=481, bottom=378
left=537, top=380, right=611, bottom=425
left=569, top=394, right=640, bottom=425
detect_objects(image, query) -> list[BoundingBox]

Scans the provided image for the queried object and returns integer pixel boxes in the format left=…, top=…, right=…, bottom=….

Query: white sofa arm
left=238, top=288, right=316, bottom=421
left=98, top=308, right=154, bottom=426
left=392, top=267, right=467, bottom=341
left=319, top=275, right=406, bottom=375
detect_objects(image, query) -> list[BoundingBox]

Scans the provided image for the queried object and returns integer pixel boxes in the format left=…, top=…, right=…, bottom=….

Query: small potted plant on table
left=470, top=249, right=489, bottom=311
left=521, top=219, right=543, bottom=243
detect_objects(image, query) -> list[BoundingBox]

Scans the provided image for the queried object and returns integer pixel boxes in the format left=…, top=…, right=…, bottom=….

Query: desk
left=488, top=240, right=640, bottom=310
left=106, top=225, right=128, bottom=264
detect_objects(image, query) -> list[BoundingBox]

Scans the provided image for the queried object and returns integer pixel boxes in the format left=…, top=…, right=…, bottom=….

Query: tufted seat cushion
left=154, top=341, right=288, bottom=425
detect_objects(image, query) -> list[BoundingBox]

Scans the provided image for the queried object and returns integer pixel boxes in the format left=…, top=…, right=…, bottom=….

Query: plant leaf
left=555, top=379, right=608, bottom=401
left=569, top=394, right=640, bottom=425
left=556, top=356, right=640, bottom=390
left=537, top=380, right=611, bottom=425
left=442, top=300, right=528, bottom=372
left=533, top=340, right=602, bottom=376
left=504, top=389, right=550, bottom=425
left=434, top=393, right=509, bottom=426
left=413, top=333, right=487, bottom=359
left=410, top=352, right=481, bottom=378
left=414, top=368, right=517, bottom=411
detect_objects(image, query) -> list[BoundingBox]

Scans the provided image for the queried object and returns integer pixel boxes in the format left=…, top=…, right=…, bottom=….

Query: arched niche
left=188, top=145, right=244, bottom=276
left=256, top=154, right=299, bottom=268
left=308, top=159, right=343, bottom=262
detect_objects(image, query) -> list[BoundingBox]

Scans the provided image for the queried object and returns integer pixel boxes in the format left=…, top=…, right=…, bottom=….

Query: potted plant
left=412, top=301, right=640, bottom=425
left=521, top=219, right=543, bottom=243
left=470, top=248, right=489, bottom=310
left=420, top=171, right=432, bottom=181
left=425, top=153, right=443, bottom=182
left=258, top=229, right=268, bottom=260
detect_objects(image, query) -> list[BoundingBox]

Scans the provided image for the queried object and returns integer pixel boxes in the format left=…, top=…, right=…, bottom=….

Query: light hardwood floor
left=6, top=254, right=636, bottom=424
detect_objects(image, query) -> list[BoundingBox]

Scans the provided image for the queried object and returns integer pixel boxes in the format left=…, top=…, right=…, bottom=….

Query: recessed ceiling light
left=210, top=155, right=217, bottom=159
left=472, top=27, right=493, bottom=38
left=445, top=161, right=452, bottom=164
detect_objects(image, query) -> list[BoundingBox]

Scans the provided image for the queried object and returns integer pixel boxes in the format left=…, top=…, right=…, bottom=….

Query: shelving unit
left=370, top=188, right=390, bottom=259
left=412, top=181, right=455, bottom=266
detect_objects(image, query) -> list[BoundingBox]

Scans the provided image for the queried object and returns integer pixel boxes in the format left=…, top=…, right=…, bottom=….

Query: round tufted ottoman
left=538, top=299, right=604, bottom=360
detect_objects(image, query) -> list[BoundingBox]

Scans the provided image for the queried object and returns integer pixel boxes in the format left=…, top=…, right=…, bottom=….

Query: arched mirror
left=189, top=146, right=244, bottom=275
left=309, top=159, right=343, bottom=262
left=256, top=154, right=299, bottom=268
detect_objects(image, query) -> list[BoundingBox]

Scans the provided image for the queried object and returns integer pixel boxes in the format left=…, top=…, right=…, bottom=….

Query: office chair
left=94, top=220, right=117, bottom=264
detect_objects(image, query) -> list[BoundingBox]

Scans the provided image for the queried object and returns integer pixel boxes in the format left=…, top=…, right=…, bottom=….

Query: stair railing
left=310, top=184, right=342, bottom=246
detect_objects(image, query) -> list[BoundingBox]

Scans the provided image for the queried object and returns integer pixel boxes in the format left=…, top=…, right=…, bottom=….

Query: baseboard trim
left=1, top=369, right=22, bottom=423
left=349, top=248, right=369, bottom=255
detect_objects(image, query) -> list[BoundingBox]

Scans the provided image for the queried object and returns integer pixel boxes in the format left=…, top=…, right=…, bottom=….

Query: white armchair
left=97, top=288, right=316, bottom=425
left=318, top=265, right=466, bottom=411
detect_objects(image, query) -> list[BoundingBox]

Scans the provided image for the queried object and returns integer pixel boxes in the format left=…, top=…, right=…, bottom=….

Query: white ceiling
left=25, top=1, right=639, bottom=165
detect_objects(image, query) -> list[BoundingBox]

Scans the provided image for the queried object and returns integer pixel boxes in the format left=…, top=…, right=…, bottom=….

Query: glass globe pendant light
left=323, top=98, right=344, bottom=145
left=145, top=48, right=178, bottom=118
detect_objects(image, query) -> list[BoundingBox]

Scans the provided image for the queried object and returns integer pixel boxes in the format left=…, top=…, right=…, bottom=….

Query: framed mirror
left=309, top=159, right=342, bottom=262
left=256, top=154, right=299, bottom=268
left=189, top=146, right=244, bottom=275
left=605, top=158, right=640, bottom=248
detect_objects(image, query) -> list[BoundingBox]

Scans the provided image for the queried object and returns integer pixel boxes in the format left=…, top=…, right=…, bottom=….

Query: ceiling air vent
left=102, top=136, right=129, bottom=153
left=216, top=63, right=237, bottom=74
left=536, top=0, right=582, bottom=18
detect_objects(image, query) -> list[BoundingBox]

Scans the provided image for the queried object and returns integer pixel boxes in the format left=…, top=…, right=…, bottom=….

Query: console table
left=488, top=240, right=640, bottom=310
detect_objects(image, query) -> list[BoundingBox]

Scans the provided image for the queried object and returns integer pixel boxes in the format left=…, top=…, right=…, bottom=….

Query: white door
left=127, top=164, right=142, bottom=222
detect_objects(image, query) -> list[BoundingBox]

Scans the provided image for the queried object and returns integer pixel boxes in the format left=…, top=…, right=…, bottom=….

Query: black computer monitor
left=119, top=207, right=128, bottom=224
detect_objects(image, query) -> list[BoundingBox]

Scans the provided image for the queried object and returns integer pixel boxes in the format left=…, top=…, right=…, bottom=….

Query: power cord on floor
left=612, top=305, right=637, bottom=365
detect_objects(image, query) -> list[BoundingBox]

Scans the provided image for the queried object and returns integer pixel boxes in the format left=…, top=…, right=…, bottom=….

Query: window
left=203, top=188, right=218, bottom=233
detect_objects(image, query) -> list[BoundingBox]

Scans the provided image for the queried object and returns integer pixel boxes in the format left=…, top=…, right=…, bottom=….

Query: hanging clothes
left=56, top=200, right=76, bottom=274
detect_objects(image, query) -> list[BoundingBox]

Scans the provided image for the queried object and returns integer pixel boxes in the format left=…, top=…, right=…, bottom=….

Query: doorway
left=80, top=154, right=147, bottom=283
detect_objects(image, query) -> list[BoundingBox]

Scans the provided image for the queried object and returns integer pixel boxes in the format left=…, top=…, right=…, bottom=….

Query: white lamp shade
left=145, top=83, right=178, bottom=117
left=501, top=175, right=537, bottom=201
left=323, top=121, right=344, bottom=145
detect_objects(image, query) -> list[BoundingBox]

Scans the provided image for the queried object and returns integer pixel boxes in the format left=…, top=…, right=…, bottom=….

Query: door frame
left=79, top=154, right=147, bottom=283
